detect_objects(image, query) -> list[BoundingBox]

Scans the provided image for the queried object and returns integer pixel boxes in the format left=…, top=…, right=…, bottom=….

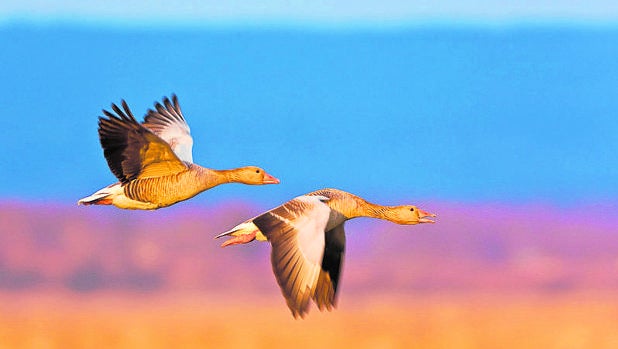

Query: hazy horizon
left=4, top=0, right=618, bottom=25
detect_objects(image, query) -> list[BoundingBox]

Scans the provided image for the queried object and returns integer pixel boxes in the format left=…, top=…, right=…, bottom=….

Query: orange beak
left=262, top=172, right=280, bottom=184
left=417, top=208, right=437, bottom=223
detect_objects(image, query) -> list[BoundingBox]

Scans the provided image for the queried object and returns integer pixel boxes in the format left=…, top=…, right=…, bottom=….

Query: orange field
left=1, top=292, right=617, bottom=349
left=2, top=202, right=617, bottom=348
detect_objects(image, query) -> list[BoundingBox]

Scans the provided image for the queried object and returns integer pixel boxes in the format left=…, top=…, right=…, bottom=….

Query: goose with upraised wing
left=78, top=95, right=279, bottom=210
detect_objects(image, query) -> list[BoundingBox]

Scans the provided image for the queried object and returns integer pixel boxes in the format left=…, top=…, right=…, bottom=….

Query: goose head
left=386, top=205, right=436, bottom=225
left=235, top=166, right=280, bottom=185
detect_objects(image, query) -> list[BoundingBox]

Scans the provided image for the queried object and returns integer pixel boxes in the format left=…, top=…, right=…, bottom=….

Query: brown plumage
left=216, top=188, right=436, bottom=318
left=78, top=95, right=279, bottom=209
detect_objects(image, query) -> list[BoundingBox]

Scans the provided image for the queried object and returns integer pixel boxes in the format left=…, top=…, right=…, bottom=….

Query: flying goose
left=78, top=95, right=279, bottom=209
left=216, top=188, right=436, bottom=318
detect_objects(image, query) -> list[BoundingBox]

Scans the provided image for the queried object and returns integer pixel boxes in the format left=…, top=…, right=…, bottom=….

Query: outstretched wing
left=252, top=195, right=345, bottom=318
left=142, top=94, right=194, bottom=163
left=98, top=100, right=188, bottom=184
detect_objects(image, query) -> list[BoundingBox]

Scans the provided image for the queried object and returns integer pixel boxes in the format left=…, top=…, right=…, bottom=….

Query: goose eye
left=256, top=169, right=260, bottom=174
left=409, top=208, right=414, bottom=212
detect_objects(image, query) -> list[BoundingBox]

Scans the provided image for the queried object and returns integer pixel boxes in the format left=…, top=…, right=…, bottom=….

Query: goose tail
left=77, top=183, right=120, bottom=206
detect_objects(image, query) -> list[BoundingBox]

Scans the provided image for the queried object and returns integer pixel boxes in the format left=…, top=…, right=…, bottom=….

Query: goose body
left=78, top=95, right=279, bottom=210
left=216, top=188, right=436, bottom=318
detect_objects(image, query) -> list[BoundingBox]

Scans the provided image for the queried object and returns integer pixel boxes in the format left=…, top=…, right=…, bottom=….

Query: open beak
left=262, top=172, right=280, bottom=184
left=417, top=208, right=437, bottom=224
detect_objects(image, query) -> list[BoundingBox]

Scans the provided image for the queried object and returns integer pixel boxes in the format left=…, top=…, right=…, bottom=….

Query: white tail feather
left=77, top=183, right=121, bottom=205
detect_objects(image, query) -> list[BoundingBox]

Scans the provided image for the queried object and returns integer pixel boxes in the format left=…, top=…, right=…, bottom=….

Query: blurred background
left=1, top=1, right=618, bottom=348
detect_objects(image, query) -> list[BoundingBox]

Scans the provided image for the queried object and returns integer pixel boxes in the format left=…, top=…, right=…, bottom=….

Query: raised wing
left=142, top=94, right=194, bottom=163
left=98, top=100, right=188, bottom=184
left=252, top=195, right=342, bottom=318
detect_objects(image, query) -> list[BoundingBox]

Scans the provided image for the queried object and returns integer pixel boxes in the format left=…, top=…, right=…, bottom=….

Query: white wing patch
left=158, top=127, right=193, bottom=164
left=292, top=196, right=331, bottom=267
left=143, top=95, right=194, bottom=163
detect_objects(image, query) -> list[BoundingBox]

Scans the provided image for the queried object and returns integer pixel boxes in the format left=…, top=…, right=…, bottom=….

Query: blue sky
left=0, top=3, right=617, bottom=207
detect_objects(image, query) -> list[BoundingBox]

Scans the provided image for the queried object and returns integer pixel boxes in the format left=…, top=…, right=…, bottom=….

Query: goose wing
left=252, top=195, right=345, bottom=318
left=98, top=100, right=188, bottom=184
left=313, top=223, right=345, bottom=311
left=142, top=94, right=194, bottom=163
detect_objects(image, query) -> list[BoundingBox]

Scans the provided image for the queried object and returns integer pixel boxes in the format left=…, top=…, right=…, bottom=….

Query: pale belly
left=112, top=195, right=160, bottom=210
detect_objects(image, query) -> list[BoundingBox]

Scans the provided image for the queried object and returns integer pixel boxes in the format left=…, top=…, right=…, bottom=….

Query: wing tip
left=101, top=99, right=138, bottom=125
